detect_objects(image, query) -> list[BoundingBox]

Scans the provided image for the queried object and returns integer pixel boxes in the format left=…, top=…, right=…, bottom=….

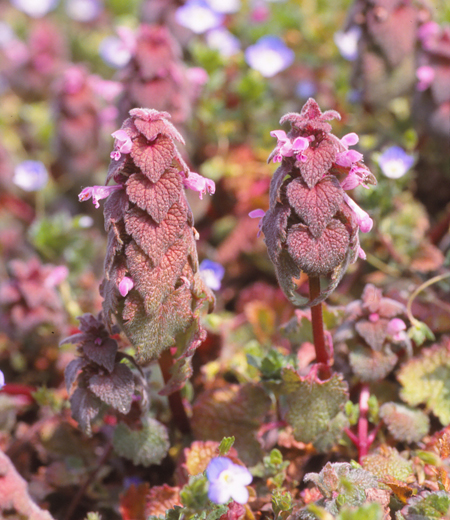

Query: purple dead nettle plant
left=259, top=98, right=376, bottom=379
left=79, top=108, right=215, bottom=433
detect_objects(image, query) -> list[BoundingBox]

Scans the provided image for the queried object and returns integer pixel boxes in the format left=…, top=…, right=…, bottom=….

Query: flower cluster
left=260, top=98, right=376, bottom=306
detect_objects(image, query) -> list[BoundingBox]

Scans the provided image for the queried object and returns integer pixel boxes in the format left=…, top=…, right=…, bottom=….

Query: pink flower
left=44, top=265, right=69, bottom=287
left=270, top=130, right=311, bottom=162
left=416, top=65, right=435, bottom=91
left=341, top=165, right=372, bottom=191
left=387, top=318, right=407, bottom=341
left=335, top=132, right=363, bottom=167
left=249, top=208, right=265, bottom=237
left=183, top=172, right=215, bottom=199
left=118, top=276, right=134, bottom=297
left=110, top=129, right=132, bottom=160
left=343, top=193, right=373, bottom=233
left=78, top=185, right=123, bottom=208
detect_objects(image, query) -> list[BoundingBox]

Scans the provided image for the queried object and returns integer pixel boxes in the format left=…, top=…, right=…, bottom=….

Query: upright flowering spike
left=261, top=98, right=376, bottom=306
left=100, top=108, right=215, bottom=394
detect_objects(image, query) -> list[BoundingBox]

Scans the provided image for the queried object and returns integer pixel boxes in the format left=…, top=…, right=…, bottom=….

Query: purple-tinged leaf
left=89, top=363, right=134, bottom=414
left=130, top=134, right=174, bottom=183
left=280, top=98, right=341, bottom=133
left=104, top=189, right=129, bottom=232
left=261, top=205, right=290, bottom=265
left=355, top=319, right=389, bottom=351
left=64, top=358, right=87, bottom=395
left=286, top=176, right=343, bottom=238
left=349, top=347, right=398, bottom=382
left=133, top=115, right=185, bottom=145
left=287, top=220, right=349, bottom=276
left=69, top=387, right=101, bottom=436
left=298, top=136, right=336, bottom=188
left=126, top=169, right=182, bottom=224
left=106, top=154, right=136, bottom=185
left=82, top=337, right=118, bottom=373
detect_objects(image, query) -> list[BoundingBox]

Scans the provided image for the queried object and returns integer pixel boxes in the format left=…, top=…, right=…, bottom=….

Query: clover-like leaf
left=287, top=220, right=349, bottom=276
left=286, top=176, right=343, bottom=238
left=131, top=134, right=175, bottom=183
left=113, top=415, right=169, bottom=466
left=379, top=402, right=430, bottom=443
left=88, top=363, right=134, bottom=414
left=126, top=169, right=182, bottom=224
left=281, top=370, right=349, bottom=450
left=398, top=339, right=450, bottom=425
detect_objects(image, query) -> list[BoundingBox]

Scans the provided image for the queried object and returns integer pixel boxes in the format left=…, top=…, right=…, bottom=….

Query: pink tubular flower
left=341, top=165, right=373, bottom=191
left=270, top=130, right=311, bottom=162
left=110, top=129, right=132, bottom=160
left=78, top=185, right=123, bottom=208
left=343, top=193, right=373, bottom=233
left=387, top=318, right=407, bottom=341
left=118, top=276, right=134, bottom=297
left=416, top=65, right=435, bottom=91
left=335, top=132, right=363, bottom=167
left=249, top=208, right=266, bottom=237
left=44, top=265, right=69, bottom=288
left=183, top=172, right=215, bottom=199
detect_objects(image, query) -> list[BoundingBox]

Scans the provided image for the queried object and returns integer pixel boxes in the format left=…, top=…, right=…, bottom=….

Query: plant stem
left=357, top=384, right=370, bottom=462
left=308, top=276, right=331, bottom=380
left=158, top=349, right=192, bottom=435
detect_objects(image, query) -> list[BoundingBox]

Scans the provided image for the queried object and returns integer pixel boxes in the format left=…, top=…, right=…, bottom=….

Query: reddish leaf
left=144, top=484, right=181, bottom=517
left=126, top=168, right=182, bottom=224
left=280, top=98, right=341, bottom=133
left=298, top=135, right=336, bottom=189
left=355, top=319, right=389, bottom=351
left=130, top=134, right=174, bottom=183
left=64, top=358, right=87, bottom=395
left=286, top=176, right=343, bottom=238
left=103, top=190, right=129, bottom=232
left=261, top=205, right=290, bottom=265
left=124, top=201, right=187, bottom=266
left=286, top=220, right=349, bottom=276
left=89, top=363, right=134, bottom=414
left=133, top=114, right=184, bottom=145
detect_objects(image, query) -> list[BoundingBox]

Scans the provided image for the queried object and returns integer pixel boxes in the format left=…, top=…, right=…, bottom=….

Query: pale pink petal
left=291, top=136, right=310, bottom=152
left=387, top=318, right=406, bottom=336
left=183, top=172, right=215, bottom=199
left=340, top=132, right=359, bottom=148
left=270, top=130, right=288, bottom=141
left=343, top=193, right=373, bottom=233
left=249, top=209, right=266, bottom=218
left=119, top=276, right=134, bottom=297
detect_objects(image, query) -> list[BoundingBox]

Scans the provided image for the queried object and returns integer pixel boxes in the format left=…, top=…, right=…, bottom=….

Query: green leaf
left=398, top=339, right=450, bottom=425
left=379, top=402, right=429, bottom=443
left=281, top=370, right=349, bottom=451
left=336, top=503, right=384, bottom=520
left=399, top=490, right=450, bottom=518
left=113, top=416, right=169, bottom=466
left=218, top=437, right=235, bottom=456
left=407, top=321, right=435, bottom=346
left=362, top=446, right=412, bottom=483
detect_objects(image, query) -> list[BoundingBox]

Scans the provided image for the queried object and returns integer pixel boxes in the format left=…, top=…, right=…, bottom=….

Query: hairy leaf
left=281, top=370, right=349, bottom=450
left=64, top=358, right=87, bottom=395
left=379, top=402, right=429, bottom=443
left=349, top=347, right=398, bottom=382
left=286, top=176, right=343, bottom=238
left=82, top=337, right=118, bottom=373
left=399, top=490, right=450, bottom=519
left=69, top=387, right=102, bottom=436
left=287, top=220, right=349, bottom=276
left=126, top=169, right=182, bottom=224
left=145, top=484, right=181, bottom=518
left=355, top=319, right=389, bottom=352
left=133, top=112, right=184, bottom=144
left=131, top=134, right=174, bottom=183
left=88, top=363, right=134, bottom=414
left=113, top=416, right=169, bottom=466
left=104, top=189, right=129, bottom=232
left=298, top=136, right=336, bottom=189
left=362, top=446, right=413, bottom=483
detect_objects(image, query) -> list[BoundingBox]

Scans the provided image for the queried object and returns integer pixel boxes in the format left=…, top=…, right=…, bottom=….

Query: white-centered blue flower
left=199, top=260, right=225, bottom=291
left=175, top=0, right=224, bottom=34
left=65, top=0, right=103, bottom=22
left=377, top=146, right=414, bottom=179
left=206, top=28, right=240, bottom=57
left=206, top=457, right=252, bottom=505
left=13, top=161, right=49, bottom=191
left=99, top=35, right=132, bottom=68
left=245, top=35, right=294, bottom=77
left=334, top=26, right=361, bottom=61
left=10, top=0, right=59, bottom=18
left=205, top=0, right=240, bottom=13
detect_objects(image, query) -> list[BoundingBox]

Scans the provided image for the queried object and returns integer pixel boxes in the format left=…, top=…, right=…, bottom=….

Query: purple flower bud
left=183, top=171, right=215, bottom=199
left=78, top=185, right=123, bottom=208
left=245, top=36, right=294, bottom=78
left=334, top=26, right=361, bottom=61
left=206, top=457, right=253, bottom=505
left=343, top=193, right=373, bottom=233
left=199, top=260, right=225, bottom=290
left=377, top=146, right=414, bottom=179
left=118, top=276, right=134, bottom=297
left=13, top=160, right=49, bottom=192
left=175, top=0, right=225, bottom=34
left=10, top=0, right=59, bottom=18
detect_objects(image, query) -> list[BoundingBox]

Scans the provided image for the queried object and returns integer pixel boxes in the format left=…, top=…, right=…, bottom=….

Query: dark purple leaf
left=88, top=363, right=134, bottom=414
left=64, top=358, right=87, bottom=394
left=70, top=387, right=101, bottom=436
left=82, top=337, right=118, bottom=373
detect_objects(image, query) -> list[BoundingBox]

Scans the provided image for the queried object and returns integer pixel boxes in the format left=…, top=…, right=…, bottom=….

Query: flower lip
left=183, top=171, right=215, bottom=199
left=78, top=184, right=123, bottom=208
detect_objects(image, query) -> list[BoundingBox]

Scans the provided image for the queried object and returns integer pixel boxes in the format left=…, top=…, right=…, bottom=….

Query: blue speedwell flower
left=13, top=161, right=49, bottom=191
left=199, top=260, right=225, bottom=291
left=245, top=36, right=294, bottom=77
left=377, top=146, right=414, bottom=179
left=175, top=0, right=224, bottom=34
left=206, top=457, right=252, bottom=504
left=334, top=26, right=361, bottom=61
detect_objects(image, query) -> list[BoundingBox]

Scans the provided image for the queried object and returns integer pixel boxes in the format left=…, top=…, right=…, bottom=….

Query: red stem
left=357, top=384, right=370, bottom=462
left=158, top=349, right=191, bottom=435
left=308, top=276, right=331, bottom=380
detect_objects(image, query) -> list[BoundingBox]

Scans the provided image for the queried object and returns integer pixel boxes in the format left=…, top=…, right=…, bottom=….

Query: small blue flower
left=0, top=370, right=4, bottom=390
left=245, top=36, right=294, bottom=78
left=65, top=0, right=103, bottom=22
left=13, top=161, right=49, bottom=191
left=99, top=36, right=132, bottom=68
left=295, top=79, right=317, bottom=99
left=205, top=0, right=240, bottom=13
left=200, top=260, right=225, bottom=291
left=334, top=26, right=361, bottom=61
left=175, top=0, right=224, bottom=34
left=206, top=457, right=252, bottom=505
left=10, top=0, right=59, bottom=18
left=377, top=146, right=414, bottom=179
left=206, top=28, right=241, bottom=57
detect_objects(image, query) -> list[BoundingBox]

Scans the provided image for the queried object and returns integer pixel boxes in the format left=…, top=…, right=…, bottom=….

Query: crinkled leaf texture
left=362, top=446, right=413, bottom=484
left=398, top=490, right=450, bottom=519
left=113, top=415, right=169, bottom=466
left=379, top=402, right=429, bottom=443
left=191, top=383, right=271, bottom=466
left=101, top=109, right=214, bottom=393
left=281, top=369, right=349, bottom=451
left=398, top=338, right=450, bottom=425
left=262, top=99, right=369, bottom=307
